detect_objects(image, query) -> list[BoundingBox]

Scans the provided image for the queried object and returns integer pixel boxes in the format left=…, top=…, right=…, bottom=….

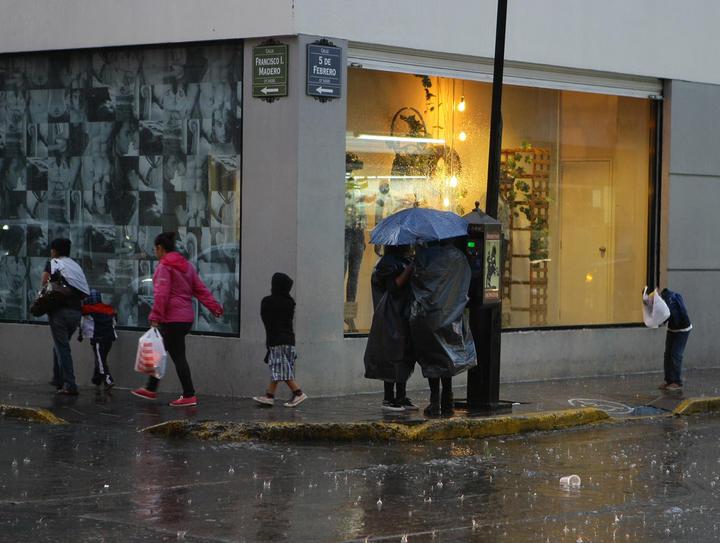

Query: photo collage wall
left=0, top=42, right=242, bottom=333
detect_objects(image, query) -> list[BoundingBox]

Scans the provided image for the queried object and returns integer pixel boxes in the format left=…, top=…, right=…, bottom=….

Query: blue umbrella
left=369, top=207, right=469, bottom=246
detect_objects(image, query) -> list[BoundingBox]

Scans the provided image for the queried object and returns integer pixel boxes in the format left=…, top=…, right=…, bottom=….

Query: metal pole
left=466, top=0, right=508, bottom=413
left=486, top=0, right=508, bottom=218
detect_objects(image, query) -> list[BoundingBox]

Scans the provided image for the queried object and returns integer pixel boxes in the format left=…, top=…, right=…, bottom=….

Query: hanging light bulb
left=457, top=96, right=466, bottom=112
left=449, top=176, right=458, bottom=188
left=443, top=197, right=451, bottom=208
left=458, top=131, right=467, bottom=141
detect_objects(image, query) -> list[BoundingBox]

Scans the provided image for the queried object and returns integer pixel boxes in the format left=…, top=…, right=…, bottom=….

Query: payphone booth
left=460, top=203, right=511, bottom=414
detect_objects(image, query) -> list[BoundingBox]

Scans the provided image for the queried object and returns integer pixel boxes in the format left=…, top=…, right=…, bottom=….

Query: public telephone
left=464, top=202, right=503, bottom=307
left=461, top=202, right=509, bottom=414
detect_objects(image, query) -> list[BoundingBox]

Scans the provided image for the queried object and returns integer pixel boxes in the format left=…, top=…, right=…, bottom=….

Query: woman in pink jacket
left=132, top=232, right=223, bottom=406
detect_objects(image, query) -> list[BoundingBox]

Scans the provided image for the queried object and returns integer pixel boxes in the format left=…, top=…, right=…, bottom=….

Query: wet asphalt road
left=2, top=412, right=720, bottom=542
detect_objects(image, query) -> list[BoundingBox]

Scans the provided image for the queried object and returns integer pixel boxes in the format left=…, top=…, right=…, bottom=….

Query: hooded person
left=132, top=231, right=223, bottom=407
left=253, top=272, right=308, bottom=408
left=363, top=245, right=418, bottom=411
left=409, top=239, right=477, bottom=417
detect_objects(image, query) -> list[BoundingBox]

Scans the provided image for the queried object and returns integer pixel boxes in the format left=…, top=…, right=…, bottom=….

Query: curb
left=141, top=407, right=613, bottom=442
left=0, top=404, right=68, bottom=425
left=672, top=396, right=720, bottom=415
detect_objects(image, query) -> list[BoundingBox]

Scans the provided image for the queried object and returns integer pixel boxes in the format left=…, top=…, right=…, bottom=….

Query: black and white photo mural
left=0, top=42, right=242, bottom=333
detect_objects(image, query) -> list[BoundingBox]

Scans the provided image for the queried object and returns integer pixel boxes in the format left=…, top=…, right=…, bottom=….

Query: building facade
left=0, top=0, right=718, bottom=396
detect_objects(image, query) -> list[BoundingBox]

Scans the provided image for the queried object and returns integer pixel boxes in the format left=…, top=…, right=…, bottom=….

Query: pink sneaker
left=131, top=388, right=157, bottom=400
left=170, top=395, right=197, bottom=407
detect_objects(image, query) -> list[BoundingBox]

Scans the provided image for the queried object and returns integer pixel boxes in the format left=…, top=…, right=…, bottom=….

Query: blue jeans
left=664, top=330, right=690, bottom=386
left=49, top=307, right=81, bottom=392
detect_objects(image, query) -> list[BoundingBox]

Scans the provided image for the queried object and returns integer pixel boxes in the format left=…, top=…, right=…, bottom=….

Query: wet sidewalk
left=2, top=367, right=720, bottom=440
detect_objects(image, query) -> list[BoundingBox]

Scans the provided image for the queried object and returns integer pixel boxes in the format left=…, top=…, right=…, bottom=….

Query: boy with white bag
left=643, top=286, right=692, bottom=391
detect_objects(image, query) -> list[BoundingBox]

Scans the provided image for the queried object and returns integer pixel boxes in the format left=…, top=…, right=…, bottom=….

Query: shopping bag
left=134, top=327, right=167, bottom=379
left=642, top=286, right=670, bottom=328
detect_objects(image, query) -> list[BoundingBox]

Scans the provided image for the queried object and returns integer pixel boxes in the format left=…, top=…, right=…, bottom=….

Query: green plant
left=501, top=143, right=549, bottom=262
left=414, top=75, right=435, bottom=112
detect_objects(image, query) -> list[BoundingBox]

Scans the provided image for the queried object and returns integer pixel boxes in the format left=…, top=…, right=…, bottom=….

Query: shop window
left=345, top=68, right=652, bottom=332
left=0, top=42, right=242, bottom=334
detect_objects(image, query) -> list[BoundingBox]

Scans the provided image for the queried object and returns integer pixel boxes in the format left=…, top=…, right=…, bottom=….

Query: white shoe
left=253, top=395, right=274, bottom=406
left=381, top=400, right=404, bottom=412
left=284, top=392, right=308, bottom=407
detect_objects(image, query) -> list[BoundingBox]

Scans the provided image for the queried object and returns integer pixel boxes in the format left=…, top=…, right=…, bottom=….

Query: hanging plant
left=501, top=143, right=550, bottom=262
left=414, top=75, right=435, bottom=112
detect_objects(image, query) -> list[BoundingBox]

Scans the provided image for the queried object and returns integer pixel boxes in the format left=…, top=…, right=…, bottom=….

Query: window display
left=345, top=68, right=652, bottom=332
left=0, top=42, right=242, bottom=334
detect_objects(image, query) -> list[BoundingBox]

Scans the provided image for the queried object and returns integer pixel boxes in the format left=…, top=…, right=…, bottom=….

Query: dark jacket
left=261, top=273, right=295, bottom=347
left=79, top=290, right=118, bottom=343
left=364, top=253, right=414, bottom=382
left=370, top=253, right=413, bottom=312
left=409, top=243, right=476, bottom=378
left=660, top=288, right=691, bottom=330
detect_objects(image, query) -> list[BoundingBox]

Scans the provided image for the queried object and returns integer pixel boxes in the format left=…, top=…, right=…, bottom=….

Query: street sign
left=252, top=44, right=288, bottom=99
left=306, top=43, right=342, bottom=99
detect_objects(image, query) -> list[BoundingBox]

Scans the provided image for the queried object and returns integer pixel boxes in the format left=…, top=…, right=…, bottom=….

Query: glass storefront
left=0, top=42, right=242, bottom=334
left=345, top=67, right=652, bottom=333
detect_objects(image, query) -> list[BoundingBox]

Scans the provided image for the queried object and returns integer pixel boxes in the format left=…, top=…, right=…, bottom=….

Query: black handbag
left=29, top=272, right=74, bottom=317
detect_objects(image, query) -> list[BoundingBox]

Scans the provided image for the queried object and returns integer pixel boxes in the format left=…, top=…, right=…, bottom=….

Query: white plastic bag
left=135, top=327, right=167, bottom=379
left=642, top=286, right=670, bottom=328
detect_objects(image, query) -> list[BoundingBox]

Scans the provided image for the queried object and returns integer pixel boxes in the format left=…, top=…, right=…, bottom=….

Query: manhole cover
left=568, top=398, right=664, bottom=417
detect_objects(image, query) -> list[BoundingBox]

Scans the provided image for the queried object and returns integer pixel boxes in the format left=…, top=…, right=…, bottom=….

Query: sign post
left=306, top=41, right=342, bottom=100
left=252, top=43, right=288, bottom=101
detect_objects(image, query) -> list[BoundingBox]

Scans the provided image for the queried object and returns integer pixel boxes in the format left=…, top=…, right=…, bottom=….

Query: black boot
left=423, top=399, right=441, bottom=417
left=424, top=378, right=441, bottom=417
left=441, top=379, right=454, bottom=417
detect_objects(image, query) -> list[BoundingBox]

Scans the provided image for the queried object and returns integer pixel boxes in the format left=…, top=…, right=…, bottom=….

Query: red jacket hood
left=160, top=251, right=189, bottom=273
left=81, top=302, right=116, bottom=315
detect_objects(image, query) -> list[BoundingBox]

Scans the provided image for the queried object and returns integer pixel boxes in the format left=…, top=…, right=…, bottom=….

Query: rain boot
left=424, top=378, right=441, bottom=417
left=441, top=378, right=454, bottom=417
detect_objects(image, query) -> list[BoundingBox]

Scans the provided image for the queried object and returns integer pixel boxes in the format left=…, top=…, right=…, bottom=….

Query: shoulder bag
left=29, top=272, right=74, bottom=317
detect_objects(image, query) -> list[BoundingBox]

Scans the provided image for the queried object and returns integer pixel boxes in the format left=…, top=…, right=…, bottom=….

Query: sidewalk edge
left=141, top=407, right=613, bottom=442
left=0, top=403, right=68, bottom=425
left=673, top=396, right=720, bottom=415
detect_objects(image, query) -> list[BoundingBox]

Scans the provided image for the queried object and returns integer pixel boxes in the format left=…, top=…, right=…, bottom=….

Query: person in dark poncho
left=78, top=289, right=117, bottom=390
left=253, top=272, right=308, bottom=407
left=363, top=245, right=418, bottom=412
left=410, top=239, right=476, bottom=417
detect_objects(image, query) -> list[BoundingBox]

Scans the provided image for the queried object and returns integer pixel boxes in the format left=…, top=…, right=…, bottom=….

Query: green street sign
left=252, top=44, right=288, bottom=99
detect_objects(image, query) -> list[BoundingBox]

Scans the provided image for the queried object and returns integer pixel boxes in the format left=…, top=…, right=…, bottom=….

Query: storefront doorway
left=558, top=160, right=614, bottom=324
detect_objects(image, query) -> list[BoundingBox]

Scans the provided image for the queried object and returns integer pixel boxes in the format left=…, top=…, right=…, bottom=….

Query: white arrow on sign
left=261, top=87, right=279, bottom=94
left=315, top=86, right=334, bottom=94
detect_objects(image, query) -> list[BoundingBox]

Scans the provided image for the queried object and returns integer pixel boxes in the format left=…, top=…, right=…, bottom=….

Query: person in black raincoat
left=363, top=245, right=418, bottom=411
left=410, top=238, right=476, bottom=417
